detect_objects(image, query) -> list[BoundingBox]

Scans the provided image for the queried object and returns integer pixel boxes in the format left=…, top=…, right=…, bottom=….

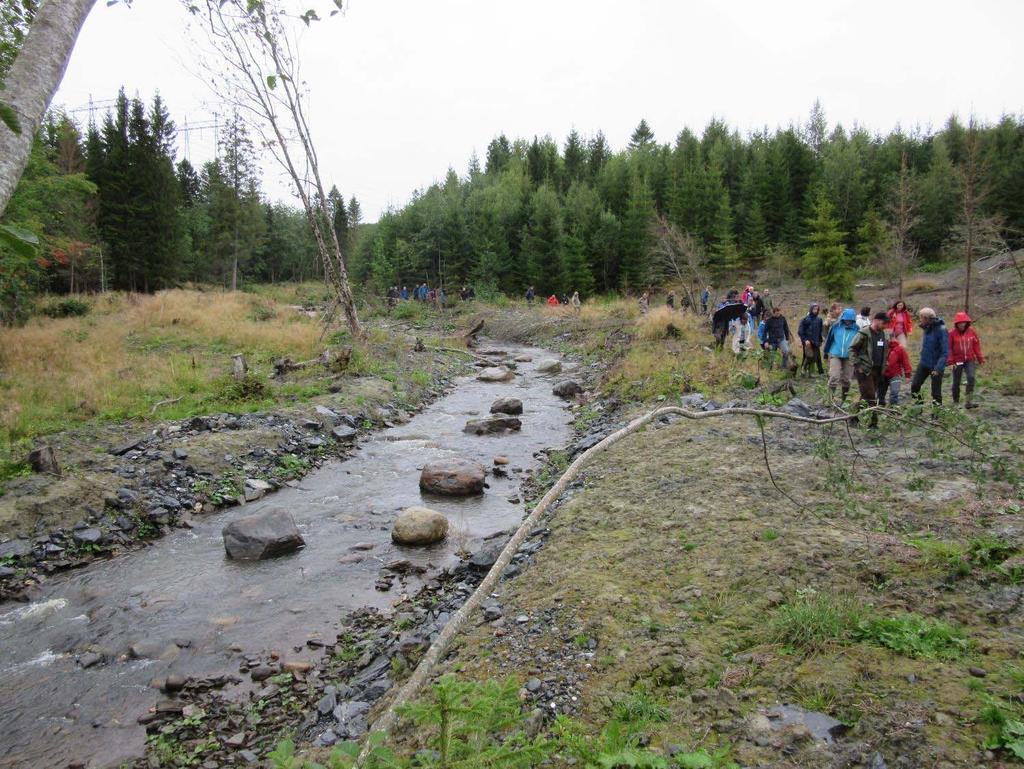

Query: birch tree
left=885, top=153, right=919, bottom=299
left=0, top=0, right=97, bottom=219
left=186, top=0, right=362, bottom=336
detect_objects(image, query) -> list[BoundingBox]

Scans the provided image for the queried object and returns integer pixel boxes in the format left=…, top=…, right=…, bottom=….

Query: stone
left=333, top=700, right=370, bottom=739
left=493, top=456, right=510, bottom=465
left=243, top=478, right=273, bottom=502
left=482, top=603, right=503, bottom=621
left=225, top=732, right=246, bottom=748
left=477, top=366, right=514, bottom=382
left=0, top=566, right=16, bottom=579
left=464, top=415, right=522, bottom=435
left=525, top=678, right=542, bottom=692
left=250, top=665, right=277, bottom=682
left=317, top=691, right=338, bottom=716
left=968, top=667, right=987, bottom=678
left=72, top=528, right=103, bottom=546
left=222, top=509, right=305, bottom=560
left=164, top=673, right=186, bottom=692
left=26, top=445, right=60, bottom=475
left=490, top=397, right=523, bottom=415
left=469, top=542, right=504, bottom=571
left=784, top=398, right=813, bottom=418
left=392, top=507, right=449, bottom=546
left=110, top=438, right=144, bottom=456
left=172, top=448, right=189, bottom=460
left=552, top=380, right=583, bottom=399
left=283, top=660, right=313, bottom=674
left=419, top=458, right=486, bottom=496
left=78, top=652, right=104, bottom=668
left=0, top=540, right=32, bottom=560
left=315, top=405, right=341, bottom=423
left=332, top=425, right=358, bottom=442
left=535, top=358, right=562, bottom=374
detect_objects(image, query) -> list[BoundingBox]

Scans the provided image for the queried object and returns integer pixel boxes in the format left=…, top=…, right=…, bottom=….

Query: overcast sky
left=53, top=0, right=1023, bottom=221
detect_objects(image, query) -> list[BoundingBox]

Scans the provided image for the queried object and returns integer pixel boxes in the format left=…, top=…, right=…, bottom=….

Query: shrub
left=40, top=297, right=91, bottom=318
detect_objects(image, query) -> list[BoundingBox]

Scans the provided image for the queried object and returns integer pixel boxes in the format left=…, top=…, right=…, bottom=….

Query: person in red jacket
left=880, top=333, right=912, bottom=405
left=947, top=310, right=984, bottom=408
left=546, top=294, right=560, bottom=308
left=887, top=300, right=914, bottom=347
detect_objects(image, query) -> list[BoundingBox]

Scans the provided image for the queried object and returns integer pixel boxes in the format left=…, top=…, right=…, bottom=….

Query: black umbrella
left=712, top=301, right=746, bottom=331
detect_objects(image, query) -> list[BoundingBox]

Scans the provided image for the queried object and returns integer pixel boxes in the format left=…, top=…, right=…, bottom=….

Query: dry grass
left=903, top=277, right=939, bottom=295
left=978, top=302, right=1024, bottom=395
left=0, top=290, right=322, bottom=448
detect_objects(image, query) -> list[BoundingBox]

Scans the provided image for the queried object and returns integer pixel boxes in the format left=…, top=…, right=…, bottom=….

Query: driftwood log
left=272, top=346, right=352, bottom=377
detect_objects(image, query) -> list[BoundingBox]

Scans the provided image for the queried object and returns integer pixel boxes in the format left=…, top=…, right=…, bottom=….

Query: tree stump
left=232, top=353, right=248, bottom=380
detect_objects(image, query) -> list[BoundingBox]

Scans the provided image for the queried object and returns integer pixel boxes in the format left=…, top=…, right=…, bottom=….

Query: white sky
left=53, top=0, right=1023, bottom=221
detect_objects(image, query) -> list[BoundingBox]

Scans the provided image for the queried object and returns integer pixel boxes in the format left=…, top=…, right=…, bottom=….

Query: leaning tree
left=186, top=0, right=362, bottom=335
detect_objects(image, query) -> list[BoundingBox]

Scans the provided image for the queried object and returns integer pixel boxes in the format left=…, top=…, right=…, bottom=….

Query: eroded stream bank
left=0, top=343, right=578, bottom=769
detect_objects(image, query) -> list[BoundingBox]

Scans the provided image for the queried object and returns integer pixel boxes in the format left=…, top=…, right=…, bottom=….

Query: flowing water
left=0, top=345, right=574, bottom=769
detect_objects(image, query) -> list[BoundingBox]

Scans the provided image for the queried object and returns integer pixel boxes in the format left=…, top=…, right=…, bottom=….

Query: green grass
left=853, top=614, right=969, bottom=659
left=611, top=687, right=670, bottom=725
left=770, top=593, right=866, bottom=653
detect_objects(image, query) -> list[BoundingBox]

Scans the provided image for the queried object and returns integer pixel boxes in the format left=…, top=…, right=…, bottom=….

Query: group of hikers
left=385, top=284, right=478, bottom=309
left=712, top=286, right=986, bottom=423
left=526, top=286, right=582, bottom=313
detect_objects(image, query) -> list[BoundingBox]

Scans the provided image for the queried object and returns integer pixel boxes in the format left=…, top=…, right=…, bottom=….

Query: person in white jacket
left=731, top=311, right=754, bottom=355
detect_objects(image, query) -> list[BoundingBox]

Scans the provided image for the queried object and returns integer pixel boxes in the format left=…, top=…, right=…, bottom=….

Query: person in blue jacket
left=798, top=303, right=824, bottom=376
left=910, top=307, right=949, bottom=405
left=823, top=308, right=858, bottom=402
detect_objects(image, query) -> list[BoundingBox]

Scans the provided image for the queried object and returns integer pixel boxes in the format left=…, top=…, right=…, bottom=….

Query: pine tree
left=563, top=128, right=585, bottom=187
left=327, top=185, right=348, bottom=252
left=587, top=131, right=610, bottom=178
left=914, top=138, right=959, bottom=259
left=707, top=189, right=741, bottom=278
left=853, top=208, right=889, bottom=268
left=802, top=193, right=852, bottom=300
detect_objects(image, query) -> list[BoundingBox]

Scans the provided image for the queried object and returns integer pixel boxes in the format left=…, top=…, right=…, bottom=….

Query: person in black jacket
left=764, top=306, right=793, bottom=370
left=797, top=303, right=824, bottom=376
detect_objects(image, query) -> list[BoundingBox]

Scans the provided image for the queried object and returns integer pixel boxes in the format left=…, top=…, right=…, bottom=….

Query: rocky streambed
left=0, top=343, right=585, bottom=769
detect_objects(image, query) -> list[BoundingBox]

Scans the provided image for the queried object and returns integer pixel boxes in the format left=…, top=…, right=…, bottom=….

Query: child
left=947, top=311, right=985, bottom=408
left=881, top=332, right=912, bottom=405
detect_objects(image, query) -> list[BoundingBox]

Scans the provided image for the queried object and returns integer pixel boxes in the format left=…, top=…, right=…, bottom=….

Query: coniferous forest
left=2, top=89, right=1023, bottom=323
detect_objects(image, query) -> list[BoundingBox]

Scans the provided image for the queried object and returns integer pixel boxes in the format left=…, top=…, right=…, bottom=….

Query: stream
left=0, top=344, right=575, bottom=769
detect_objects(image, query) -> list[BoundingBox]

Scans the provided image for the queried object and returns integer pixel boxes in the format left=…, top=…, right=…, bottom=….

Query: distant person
left=438, top=286, right=446, bottom=309
left=910, top=307, right=949, bottom=405
left=526, top=286, right=535, bottom=306
left=752, top=291, right=765, bottom=324
left=742, top=285, right=753, bottom=305
left=887, top=300, right=914, bottom=347
left=731, top=311, right=754, bottom=355
left=798, top=303, right=824, bottom=376
left=763, top=306, right=793, bottom=370
left=948, top=311, right=984, bottom=408
left=701, top=286, right=710, bottom=314
left=822, top=301, right=842, bottom=336
left=638, top=291, right=650, bottom=314
left=386, top=285, right=398, bottom=308
left=823, top=308, right=859, bottom=402
left=762, top=288, right=775, bottom=312
left=400, top=285, right=409, bottom=301
left=850, top=311, right=889, bottom=427
left=666, top=291, right=675, bottom=311
left=547, top=294, right=560, bottom=308
left=571, top=291, right=581, bottom=315
left=856, top=306, right=871, bottom=330
left=881, top=331, right=912, bottom=405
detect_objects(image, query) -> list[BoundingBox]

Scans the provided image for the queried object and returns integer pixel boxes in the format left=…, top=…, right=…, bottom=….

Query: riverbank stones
left=490, top=396, right=523, bottom=415
left=477, top=366, right=514, bottom=382
left=535, top=358, right=562, bottom=374
left=464, top=415, right=522, bottom=435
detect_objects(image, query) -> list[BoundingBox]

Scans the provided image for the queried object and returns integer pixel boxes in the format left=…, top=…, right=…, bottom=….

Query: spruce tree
left=628, top=119, right=655, bottom=151
left=561, top=231, right=594, bottom=298
left=708, top=189, right=741, bottom=278
left=802, top=193, right=852, bottom=300
left=327, top=185, right=348, bottom=251
left=563, top=128, right=585, bottom=187
left=618, top=174, right=654, bottom=290
left=521, top=185, right=564, bottom=293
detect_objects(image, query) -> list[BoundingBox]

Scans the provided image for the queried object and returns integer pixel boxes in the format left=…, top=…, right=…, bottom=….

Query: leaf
left=266, top=75, right=277, bottom=90
left=0, top=101, right=21, bottom=134
left=0, top=224, right=40, bottom=258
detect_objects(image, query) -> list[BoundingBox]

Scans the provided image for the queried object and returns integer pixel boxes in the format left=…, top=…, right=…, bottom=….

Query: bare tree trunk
left=0, top=0, right=98, bottom=216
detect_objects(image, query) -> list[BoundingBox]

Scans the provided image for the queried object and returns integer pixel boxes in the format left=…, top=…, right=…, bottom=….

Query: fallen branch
left=149, top=396, right=184, bottom=415
left=424, top=345, right=495, bottom=365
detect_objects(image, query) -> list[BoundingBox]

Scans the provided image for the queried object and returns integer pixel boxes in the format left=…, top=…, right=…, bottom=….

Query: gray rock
left=172, top=448, right=189, bottom=460
left=419, top=458, right=486, bottom=496
left=110, top=438, right=144, bottom=456
left=464, top=415, right=522, bottom=435
left=315, top=405, right=341, bottom=423
left=552, top=380, right=583, bottom=398
left=0, top=540, right=32, bottom=560
left=317, top=691, right=338, bottom=716
left=489, top=397, right=523, bottom=415
left=332, top=425, right=358, bottom=442
left=78, top=652, right=104, bottom=668
left=482, top=602, right=503, bottom=621
left=477, top=366, right=515, bottom=382
left=680, top=393, right=705, bottom=408
left=222, top=509, right=305, bottom=560
left=117, top=487, right=140, bottom=503
left=0, top=566, right=16, bottom=579
left=72, top=528, right=103, bottom=546
left=333, top=700, right=370, bottom=739
left=535, top=358, right=562, bottom=374
left=784, top=398, right=812, bottom=418
left=27, top=446, right=60, bottom=475
left=469, top=542, right=504, bottom=571
left=392, top=507, right=449, bottom=546
left=526, top=678, right=542, bottom=692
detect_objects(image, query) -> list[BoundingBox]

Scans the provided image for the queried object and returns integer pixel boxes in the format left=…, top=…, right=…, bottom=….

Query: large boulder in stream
left=392, top=507, right=449, bottom=546
left=420, top=458, right=486, bottom=496
left=535, top=358, right=562, bottom=374
left=222, top=509, right=305, bottom=560
left=464, top=414, right=522, bottom=435
left=477, top=366, right=514, bottom=382
left=490, top=396, right=523, bottom=415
